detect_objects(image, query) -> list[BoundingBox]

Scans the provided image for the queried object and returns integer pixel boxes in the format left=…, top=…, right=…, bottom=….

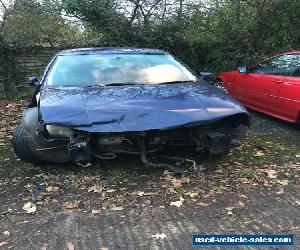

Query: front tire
left=12, top=124, right=71, bottom=164
left=12, top=125, right=43, bottom=164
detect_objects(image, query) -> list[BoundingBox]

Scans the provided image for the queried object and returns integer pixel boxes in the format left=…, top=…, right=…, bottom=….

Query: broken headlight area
left=46, top=125, right=74, bottom=138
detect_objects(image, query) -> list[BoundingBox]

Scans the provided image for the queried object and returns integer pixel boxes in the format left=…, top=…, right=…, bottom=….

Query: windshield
left=45, top=53, right=197, bottom=86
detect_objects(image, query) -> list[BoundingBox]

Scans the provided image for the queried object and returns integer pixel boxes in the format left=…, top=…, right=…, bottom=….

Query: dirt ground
left=0, top=101, right=299, bottom=250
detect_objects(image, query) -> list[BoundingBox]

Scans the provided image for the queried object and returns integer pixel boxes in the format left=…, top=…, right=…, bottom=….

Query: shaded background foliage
left=0, top=0, right=299, bottom=99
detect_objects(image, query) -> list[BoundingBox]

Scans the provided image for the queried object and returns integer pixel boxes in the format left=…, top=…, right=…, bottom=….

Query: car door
left=233, top=55, right=287, bottom=113
left=274, top=53, right=300, bottom=122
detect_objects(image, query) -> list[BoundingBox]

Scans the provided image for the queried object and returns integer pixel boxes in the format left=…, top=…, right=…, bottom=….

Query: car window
left=45, top=54, right=197, bottom=86
left=250, top=54, right=300, bottom=77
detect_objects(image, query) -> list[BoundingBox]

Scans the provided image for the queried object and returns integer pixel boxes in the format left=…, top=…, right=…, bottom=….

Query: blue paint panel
left=40, top=82, right=248, bottom=132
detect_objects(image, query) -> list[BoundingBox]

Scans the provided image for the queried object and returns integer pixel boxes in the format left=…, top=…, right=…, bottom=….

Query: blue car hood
left=39, top=83, right=247, bottom=132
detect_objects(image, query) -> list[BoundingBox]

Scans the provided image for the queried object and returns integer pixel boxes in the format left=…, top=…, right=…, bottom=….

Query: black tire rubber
left=12, top=125, right=43, bottom=164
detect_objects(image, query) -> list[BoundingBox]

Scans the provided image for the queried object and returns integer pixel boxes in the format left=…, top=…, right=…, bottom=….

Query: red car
left=217, top=51, right=300, bottom=124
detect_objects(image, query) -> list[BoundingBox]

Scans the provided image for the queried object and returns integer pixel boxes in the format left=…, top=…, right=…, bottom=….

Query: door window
left=250, top=54, right=300, bottom=77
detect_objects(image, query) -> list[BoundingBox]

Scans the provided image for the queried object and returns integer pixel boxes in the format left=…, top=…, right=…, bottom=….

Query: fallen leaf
left=170, top=197, right=184, bottom=207
left=46, top=186, right=60, bottom=193
left=106, top=189, right=116, bottom=193
left=5, top=104, right=13, bottom=109
left=259, top=169, right=278, bottom=179
left=88, top=184, right=103, bottom=193
left=66, top=242, right=75, bottom=250
left=225, top=206, right=235, bottom=215
left=238, top=201, right=245, bottom=208
left=172, top=179, right=183, bottom=188
left=0, top=241, right=7, bottom=247
left=137, top=191, right=145, bottom=196
left=254, top=151, right=265, bottom=157
left=197, top=202, right=209, bottom=207
left=167, top=187, right=177, bottom=194
left=276, top=188, right=284, bottom=194
left=152, top=233, right=167, bottom=239
left=64, top=200, right=80, bottom=209
left=185, top=192, right=198, bottom=198
left=3, top=231, right=10, bottom=236
left=22, top=202, right=37, bottom=214
left=278, top=179, right=289, bottom=185
left=91, top=210, right=101, bottom=214
left=144, top=192, right=157, bottom=196
left=111, top=205, right=123, bottom=211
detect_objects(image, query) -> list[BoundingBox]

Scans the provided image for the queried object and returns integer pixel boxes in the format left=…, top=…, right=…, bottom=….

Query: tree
left=2, top=0, right=85, bottom=48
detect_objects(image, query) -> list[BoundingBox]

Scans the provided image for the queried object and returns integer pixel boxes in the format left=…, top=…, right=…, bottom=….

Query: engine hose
left=152, top=154, right=197, bottom=170
left=137, top=137, right=184, bottom=177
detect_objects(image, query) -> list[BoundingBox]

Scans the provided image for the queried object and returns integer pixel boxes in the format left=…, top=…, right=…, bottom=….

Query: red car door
left=233, top=55, right=290, bottom=113
left=234, top=73, right=283, bottom=113
left=274, top=53, right=300, bottom=122
left=276, top=76, right=300, bottom=122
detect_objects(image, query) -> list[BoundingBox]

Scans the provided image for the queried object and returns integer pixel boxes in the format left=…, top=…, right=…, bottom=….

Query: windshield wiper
left=86, top=82, right=142, bottom=87
left=157, top=80, right=197, bottom=85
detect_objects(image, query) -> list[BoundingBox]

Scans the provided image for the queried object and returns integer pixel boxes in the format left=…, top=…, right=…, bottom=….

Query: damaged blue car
left=12, top=48, right=250, bottom=174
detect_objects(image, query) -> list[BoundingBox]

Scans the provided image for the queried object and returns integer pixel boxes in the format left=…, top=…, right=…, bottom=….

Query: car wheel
left=12, top=124, right=71, bottom=164
left=214, top=80, right=228, bottom=93
left=12, top=125, right=43, bottom=164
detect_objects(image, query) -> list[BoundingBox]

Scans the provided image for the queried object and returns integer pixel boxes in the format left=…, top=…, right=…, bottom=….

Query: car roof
left=59, top=47, right=168, bottom=56
left=279, top=50, right=300, bottom=55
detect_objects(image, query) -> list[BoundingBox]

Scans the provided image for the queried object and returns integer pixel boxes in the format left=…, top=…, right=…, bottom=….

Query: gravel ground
left=0, top=102, right=299, bottom=250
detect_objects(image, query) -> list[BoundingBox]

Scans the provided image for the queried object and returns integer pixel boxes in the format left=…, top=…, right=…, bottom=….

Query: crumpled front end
left=27, top=83, right=250, bottom=173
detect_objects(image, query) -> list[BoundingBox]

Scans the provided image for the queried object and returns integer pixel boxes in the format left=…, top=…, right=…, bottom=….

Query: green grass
left=240, top=169, right=256, bottom=179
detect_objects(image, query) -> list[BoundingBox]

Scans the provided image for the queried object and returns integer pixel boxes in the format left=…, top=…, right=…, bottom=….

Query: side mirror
left=198, top=72, right=215, bottom=81
left=238, top=66, right=248, bottom=73
left=27, top=76, right=39, bottom=86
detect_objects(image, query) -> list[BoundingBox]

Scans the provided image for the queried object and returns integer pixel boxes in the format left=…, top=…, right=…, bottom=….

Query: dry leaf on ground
left=137, top=191, right=145, bottom=196
left=46, top=186, right=60, bottom=193
left=225, top=206, right=235, bottom=215
left=3, top=231, right=10, bottom=236
left=91, top=210, right=101, bottom=214
left=170, top=197, right=184, bottom=207
left=22, top=202, right=37, bottom=214
left=254, top=151, right=265, bottom=157
left=88, top=184, right=103, bottom=193
left=276, top=188, right=284, bottom=194
left=111, top=205, right=123, bottom=211
left=172, top=179, right=183, bottom=188
left=238, top=201, right=245, bottom=208
left=185, top=192, right=198, bottom=198
left=259, top=169, right=278, bottom=178
left=66, top=242, right=75, bottom=250
left=152, top=233, right=167, bottom=239
left=64, top=200, right=80, bottom=209
left=0, top=241, right=7, bottom=247
left=106, top=189, right=116, bottom=193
